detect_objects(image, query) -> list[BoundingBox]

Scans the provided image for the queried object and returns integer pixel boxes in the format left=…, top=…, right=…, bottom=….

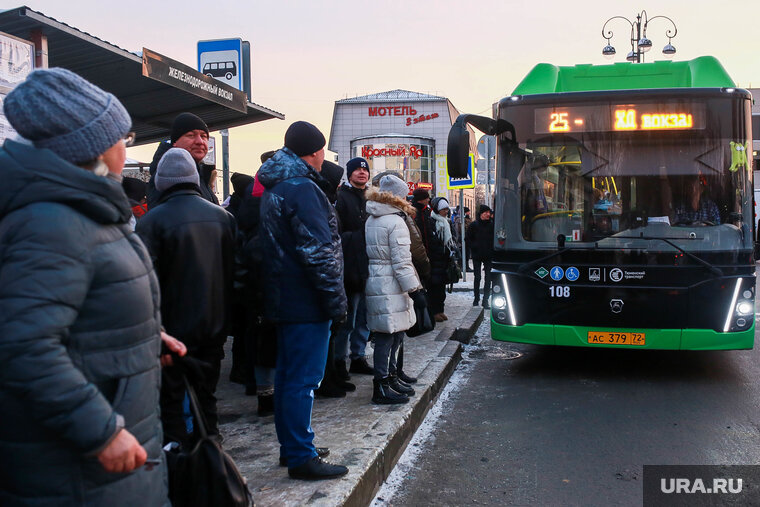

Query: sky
left=14, top=0, right=760, bottom=176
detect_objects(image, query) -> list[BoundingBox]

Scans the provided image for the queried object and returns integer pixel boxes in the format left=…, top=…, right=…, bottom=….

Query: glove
left=331, top=312, right=347, bottom=327
left=409, top=289, right=427, bottom=308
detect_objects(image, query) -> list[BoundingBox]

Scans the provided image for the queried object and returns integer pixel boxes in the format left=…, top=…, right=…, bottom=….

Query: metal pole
left=460, top=188, right=466, bottom=282
left=221, top=128, right=230, bottom=200
left=485, top=139, right=491, bottom=208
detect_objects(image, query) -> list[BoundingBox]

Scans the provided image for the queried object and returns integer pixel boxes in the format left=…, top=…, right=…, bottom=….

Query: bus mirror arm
left=447, top=114, right=517, bottom=178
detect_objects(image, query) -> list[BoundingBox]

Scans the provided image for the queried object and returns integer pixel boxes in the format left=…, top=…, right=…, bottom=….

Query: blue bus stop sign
left=198, top=39, right=243, bottom=91
left=447, top=154, right=475, bottom=189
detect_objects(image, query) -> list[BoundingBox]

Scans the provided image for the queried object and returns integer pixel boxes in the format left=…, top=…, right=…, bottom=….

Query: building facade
left=328, top=89, right=476, bottom=204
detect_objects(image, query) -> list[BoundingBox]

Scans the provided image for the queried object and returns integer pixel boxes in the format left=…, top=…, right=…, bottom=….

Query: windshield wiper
left=612, top=235, right=723, bottom=277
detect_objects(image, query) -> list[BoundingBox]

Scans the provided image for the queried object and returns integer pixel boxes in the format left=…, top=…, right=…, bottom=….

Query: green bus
left=447, top=56, right=755, bottom=349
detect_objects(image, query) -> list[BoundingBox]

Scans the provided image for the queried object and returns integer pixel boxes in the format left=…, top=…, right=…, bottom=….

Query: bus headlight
left=492, top=296, right=507, bottom=309
left=736, top=301, right=754, bottom=316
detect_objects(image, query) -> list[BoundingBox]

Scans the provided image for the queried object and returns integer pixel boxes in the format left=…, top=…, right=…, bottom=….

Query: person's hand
left=97, top=429, right=147, bottom=473
left=160, top=331, right=186, bottom=367
left=331, top=313, right=347, bottom=327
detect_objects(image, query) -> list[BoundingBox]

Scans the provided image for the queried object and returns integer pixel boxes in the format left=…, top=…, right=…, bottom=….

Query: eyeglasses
left=122, top=132, right=136, bottom=147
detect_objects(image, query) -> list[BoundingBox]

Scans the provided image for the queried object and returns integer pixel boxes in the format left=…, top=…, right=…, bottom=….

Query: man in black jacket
left=137, top=148, right=236, bottom=445
left=146, top=113, right=219, bottom=208
left=334, top=157, right=373, bottom=376
left=467, top=205, right=495, bottom=308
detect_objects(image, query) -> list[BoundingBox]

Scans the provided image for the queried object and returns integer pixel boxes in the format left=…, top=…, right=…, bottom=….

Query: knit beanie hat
left=434, top=197, right=450, bottom=212
left=379, top=174, right=409, bottom=199
left=155, top=148, right=200, bottom=191
left=170, top=112, right=209, bottom=144
left=346, top=157, right=369, bottom=179
left=284, top=121, right=325, bottom=157
left=412, top=188, right=430, bottom=202
left=479, top=204, right=492, bottom=215
left=230, top=172, right=254, bottom=195
left=4, top=67, right=132, bottom=164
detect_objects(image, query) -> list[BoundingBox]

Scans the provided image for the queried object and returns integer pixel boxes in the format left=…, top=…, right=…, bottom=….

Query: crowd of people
left=0, top=68, right=496, bottom=504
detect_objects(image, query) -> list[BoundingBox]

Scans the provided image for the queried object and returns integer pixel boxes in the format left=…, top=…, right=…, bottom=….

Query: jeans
left=372, top=331, right=404, bottom=380
left=335, top=292, right=370, bottom=361
left=274, top=321, right=330, bottom=468
left=473, top=258, right=493, bottom=302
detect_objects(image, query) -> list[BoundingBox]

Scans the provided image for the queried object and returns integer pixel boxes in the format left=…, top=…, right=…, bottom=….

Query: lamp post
left=601, top=10, right=677, bottom=63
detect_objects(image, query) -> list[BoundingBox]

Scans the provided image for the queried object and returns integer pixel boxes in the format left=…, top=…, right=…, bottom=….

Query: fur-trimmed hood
left=366, top=188, right=415, bottom=217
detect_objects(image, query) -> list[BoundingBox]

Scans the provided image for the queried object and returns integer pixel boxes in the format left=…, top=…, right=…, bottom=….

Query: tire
left=225, top=72, right=233, bottom=80
left=206, top=73, right=213, bottom=78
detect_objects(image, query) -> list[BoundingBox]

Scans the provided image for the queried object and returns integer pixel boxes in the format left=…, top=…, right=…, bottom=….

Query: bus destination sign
left=534, top=103, right=706, bottom=134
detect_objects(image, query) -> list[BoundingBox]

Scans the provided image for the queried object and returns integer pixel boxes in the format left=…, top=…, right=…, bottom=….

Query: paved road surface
left=379, top=302, right=760, bottom=506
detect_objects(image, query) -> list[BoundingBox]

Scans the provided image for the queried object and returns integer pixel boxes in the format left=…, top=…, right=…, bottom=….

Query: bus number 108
left=549, top=286, right=570, bottom=298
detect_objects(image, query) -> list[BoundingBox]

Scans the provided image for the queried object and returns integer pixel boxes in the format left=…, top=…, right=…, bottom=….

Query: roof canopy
left=512, top=56, right=736, bottom=96
left=0, top=6, right=284, bottom=145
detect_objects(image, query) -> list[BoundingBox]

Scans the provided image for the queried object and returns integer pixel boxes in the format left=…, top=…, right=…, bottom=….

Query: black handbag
left=446, top=253, right=462, bottom=284
left=406, top=289, right=435, bottom=337
left=165, top=375, right=253, bottom=507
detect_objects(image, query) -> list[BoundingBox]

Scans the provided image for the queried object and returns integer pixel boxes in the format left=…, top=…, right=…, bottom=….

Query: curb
left=452, top=307, right=485, bottom=344
left=341, top=309, right=483, bottom=506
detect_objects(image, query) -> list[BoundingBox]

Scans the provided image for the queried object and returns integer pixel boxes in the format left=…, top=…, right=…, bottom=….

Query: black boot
left=349, top=356, right=375, bottom=375
left=397, top=344, right=417, bottom=384
left=389, top=375, right=415, bottom=396
left=288, top=456, right=348, bottom=480
left=257, top=394, right=274, bottom=416
left=397, top=370, right=417, bottom=384
left=372, top=377, right=409, bottom=405
left=336, top=379, right=356, bottom=392
left=334, top=359, right=351, bottom=381
left=315, top=378, right=347, bottom=398
left=280, top=447, right=330, bottom=467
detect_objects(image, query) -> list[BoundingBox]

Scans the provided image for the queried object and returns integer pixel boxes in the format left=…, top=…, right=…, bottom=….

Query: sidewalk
left=216, top=284, right=484, bottom=506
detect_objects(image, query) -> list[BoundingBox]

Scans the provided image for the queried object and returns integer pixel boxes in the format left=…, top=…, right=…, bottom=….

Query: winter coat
left=136, top=185, right=237, bottom=353
left=257, top=147, right=347, bottom=323
left=404, top=212, right=431, bottom=281
left=0, top=140, right=167, bottom=506
left=336, top=183, right=369, bottom=293
left=467, top=216, right=495, bottom=261
left=365, top=190, right=422, bottom=333
left=413, top=201, right=450, bottom=285
left=146, top=141, right=219, bottom=208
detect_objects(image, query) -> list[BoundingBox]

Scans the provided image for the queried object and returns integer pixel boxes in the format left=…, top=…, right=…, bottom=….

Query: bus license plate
left=587, top=331, right=646, bottom=346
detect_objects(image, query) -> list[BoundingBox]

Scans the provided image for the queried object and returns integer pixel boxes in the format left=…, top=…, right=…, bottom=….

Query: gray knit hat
left=379, top=174, right=409, bottom=199
left=155, top=148, right=200, bottom=191
left=3, top=67, right=132, bottom=164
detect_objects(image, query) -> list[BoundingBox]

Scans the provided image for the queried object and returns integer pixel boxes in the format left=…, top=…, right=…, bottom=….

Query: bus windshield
left=496, top=97, right=753, bottom=253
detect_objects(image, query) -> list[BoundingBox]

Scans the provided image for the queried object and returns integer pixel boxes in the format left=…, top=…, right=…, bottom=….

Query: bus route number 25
left=549, top=286, right=570, bottom=298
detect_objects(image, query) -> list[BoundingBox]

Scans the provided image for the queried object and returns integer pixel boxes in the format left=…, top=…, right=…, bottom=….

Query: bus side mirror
left=447, top=121, right=470, bottom=178
left=447, top=114, right=517, bottom=178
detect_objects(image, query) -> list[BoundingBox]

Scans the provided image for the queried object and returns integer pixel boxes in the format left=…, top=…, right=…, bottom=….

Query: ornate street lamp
left=601, top=10, right=678, bottom=63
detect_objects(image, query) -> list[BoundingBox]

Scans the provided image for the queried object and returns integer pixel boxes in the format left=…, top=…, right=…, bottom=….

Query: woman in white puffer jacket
left=365, top=174, right=424, bottom=404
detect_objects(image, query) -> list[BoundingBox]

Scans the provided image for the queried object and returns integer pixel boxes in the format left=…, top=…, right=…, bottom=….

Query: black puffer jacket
left=0, top=140, right=167, bottom=506
left=136, top=185, right=236, bottom=352
left=257, top=147, right=347, bottom=323
left=146, top=141, right=219, bottom=208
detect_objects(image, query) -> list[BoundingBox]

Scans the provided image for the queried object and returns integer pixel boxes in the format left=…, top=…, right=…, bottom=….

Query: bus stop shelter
left=0, top=6, right=284, bottom=146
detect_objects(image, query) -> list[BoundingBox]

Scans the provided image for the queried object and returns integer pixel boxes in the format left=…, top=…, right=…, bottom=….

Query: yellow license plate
left=587, top=331, right=646, bottom=346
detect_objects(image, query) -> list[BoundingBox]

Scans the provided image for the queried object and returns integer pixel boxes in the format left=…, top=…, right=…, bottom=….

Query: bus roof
left=511, top=56, right=735, bottom=95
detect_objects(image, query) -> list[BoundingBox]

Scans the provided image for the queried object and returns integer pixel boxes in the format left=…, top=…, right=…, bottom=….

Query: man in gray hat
left=136, top=148, right=237, bottom=446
